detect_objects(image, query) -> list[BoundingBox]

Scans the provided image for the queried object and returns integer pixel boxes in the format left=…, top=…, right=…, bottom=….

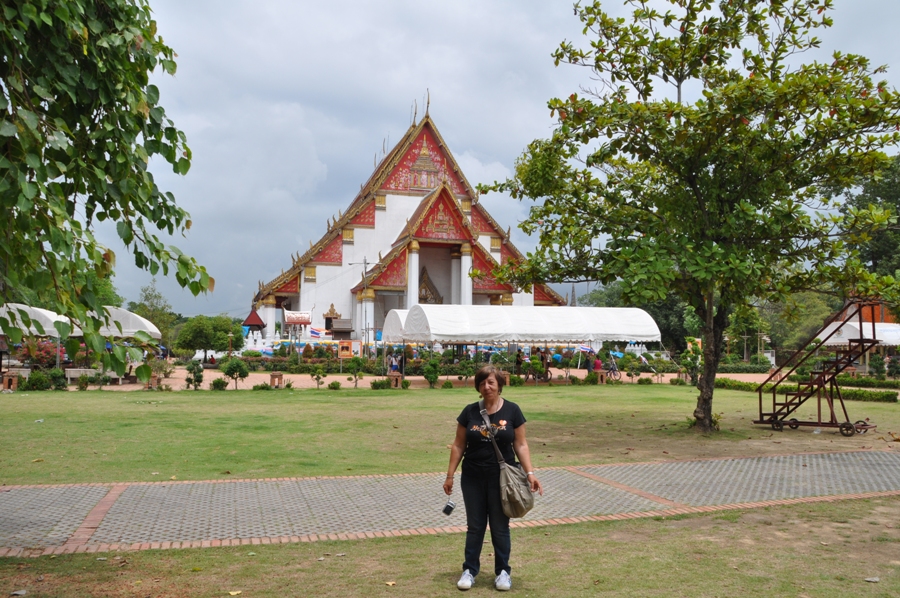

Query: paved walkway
left=2, top=450, right=900, bottom=557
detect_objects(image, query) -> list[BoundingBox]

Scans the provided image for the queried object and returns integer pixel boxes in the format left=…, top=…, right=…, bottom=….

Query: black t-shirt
left=457, top=399, right=526, bottom=475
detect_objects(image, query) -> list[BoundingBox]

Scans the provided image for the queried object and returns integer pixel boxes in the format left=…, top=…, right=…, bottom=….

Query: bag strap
left=479, top=400, right=507, bottom=465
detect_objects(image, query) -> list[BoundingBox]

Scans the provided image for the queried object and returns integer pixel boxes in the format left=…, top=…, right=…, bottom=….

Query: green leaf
left=0, top=121, right=17, bottom=136
left=116, top=221, right=134, bottom=244
left=146, top=84, right=159, bottom=105
left=135, top=363, right=152, bottom=383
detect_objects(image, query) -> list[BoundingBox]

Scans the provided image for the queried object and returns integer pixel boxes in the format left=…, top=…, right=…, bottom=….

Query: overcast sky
left=99, top=0, right=900, bottom=317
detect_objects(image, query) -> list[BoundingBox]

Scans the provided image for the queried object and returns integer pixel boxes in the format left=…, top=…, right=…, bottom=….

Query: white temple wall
left=476, top=234, right=493, bottom=255
left=513, top=291, right=534, bottom=307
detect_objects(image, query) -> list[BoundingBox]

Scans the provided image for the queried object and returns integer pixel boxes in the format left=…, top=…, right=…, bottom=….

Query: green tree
left=486, top=0, right=900, bottom=432
left=0, top=0, right=211, bottom=381
left=759, top=291, right=841, bottom=351
left=842, top=155, right=900, bottom=276
left=221, top=357, right=249, bottom=390
left=579, top=281, right=697, bottom=353
left=127, top=279, right=176, bottom=348
left=174, top=314, right=243, bottom=360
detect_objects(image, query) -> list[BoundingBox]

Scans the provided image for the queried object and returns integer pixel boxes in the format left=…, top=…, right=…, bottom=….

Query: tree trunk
left=693, top=301, right=729, bottom=432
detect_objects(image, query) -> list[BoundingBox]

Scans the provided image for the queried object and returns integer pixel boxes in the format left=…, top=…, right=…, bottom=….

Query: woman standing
left=443, top=365, right=543, bottom=591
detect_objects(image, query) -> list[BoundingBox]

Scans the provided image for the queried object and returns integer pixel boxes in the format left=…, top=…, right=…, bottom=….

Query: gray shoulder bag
left=479, top=401, right=535, bottom=518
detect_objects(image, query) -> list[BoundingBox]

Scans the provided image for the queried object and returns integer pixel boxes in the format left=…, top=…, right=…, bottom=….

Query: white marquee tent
left=818, top=321, right=900, bottom=347
left=0, top=303, right=81, bottom=338
left=87, top=306, right=162, bottom=340
left=386, top=305, right=661, bottom=345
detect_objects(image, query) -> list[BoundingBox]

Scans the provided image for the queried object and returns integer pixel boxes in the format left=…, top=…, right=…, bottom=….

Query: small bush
left=243, top=350, right=263, bottom=358
left=47, top=368, right=67, bottom=391
left=669, top=377, right=687, bottom=386
left=210, top=378, right=229, bottom=391
left=328, top=381, right=342, bottom=391
left=401, top=379, right=411, bottom=390
left=370, top=379, right=392, bottom=390
left=637, top=377, right=653, bottom=385
left=584, top=372, right=599, bottom=385
left=568, top=375, right=583, bottom=385
left=441, top=380, right=454, bottom=389
left=509, top=375, right=524, bottom=387
left=77, top=374, right=90, bottom=391
left=605, top=378, right=623, bottom=385
left=252, top=383, right=273, bottom=391
left=284, top=379, right=293, bottom=389
left=21, top=370, right=51, bottom=391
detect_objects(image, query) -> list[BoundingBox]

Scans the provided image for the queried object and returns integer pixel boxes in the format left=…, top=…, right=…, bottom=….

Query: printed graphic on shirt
left=471, top=419, right=508, bottom=438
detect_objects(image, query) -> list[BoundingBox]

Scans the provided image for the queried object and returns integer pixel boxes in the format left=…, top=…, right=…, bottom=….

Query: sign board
left=283, top=310, right=311, bottom=325
left=338, top=340, right=361, bottom=358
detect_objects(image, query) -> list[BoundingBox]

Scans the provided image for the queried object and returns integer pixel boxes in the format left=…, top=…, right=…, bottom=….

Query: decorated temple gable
left=274, top=276, right=299, bottom=294
left=368, top=248, right=408, bottom=290
left=310, top=235, right=343, bottom=266
left=414, top=192, right=470, bottom=242
left=472, top=245, right=514, bottom=293
left=470, top=204, right=496, bottom=235
left=382, top=127, right=466, bottom=196
left=350, top=201, right=376, bottom=227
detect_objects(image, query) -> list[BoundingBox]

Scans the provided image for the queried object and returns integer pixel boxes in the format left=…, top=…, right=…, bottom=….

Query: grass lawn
left=1, top=384, right=898, bottom=485
left=1, top=496, right=898, bottom=597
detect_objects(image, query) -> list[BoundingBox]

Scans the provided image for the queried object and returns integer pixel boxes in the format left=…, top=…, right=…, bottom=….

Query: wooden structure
left=754, top=299, right=880, bottom=436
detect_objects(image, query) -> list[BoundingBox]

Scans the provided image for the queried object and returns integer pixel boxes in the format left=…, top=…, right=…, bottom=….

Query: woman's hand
left=443, top=476, right=454, bottom=496
left=527, top=473, right=543, bottom=496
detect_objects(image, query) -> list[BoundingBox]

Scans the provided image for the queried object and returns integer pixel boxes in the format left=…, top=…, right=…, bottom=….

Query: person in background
left=444, top=365, right=543, bottom=592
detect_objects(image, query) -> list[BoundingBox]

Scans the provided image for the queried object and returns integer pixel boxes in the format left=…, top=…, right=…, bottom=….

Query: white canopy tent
left=382, top=310, right=409, bottom=343
left=0, top=303, right=81, bottom=337
left=86, top=306, right=162, bottom=340
left=392, top=305, right=661, bottom=345
left=819, top=321, right=900, bottom=347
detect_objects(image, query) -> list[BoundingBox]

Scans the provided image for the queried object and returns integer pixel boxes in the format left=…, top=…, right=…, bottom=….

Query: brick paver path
left=2, top=450, right=899, bottom=557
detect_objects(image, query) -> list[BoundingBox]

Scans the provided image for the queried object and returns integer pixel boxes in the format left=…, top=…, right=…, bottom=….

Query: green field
left=2, top=384, right=898, bottom=485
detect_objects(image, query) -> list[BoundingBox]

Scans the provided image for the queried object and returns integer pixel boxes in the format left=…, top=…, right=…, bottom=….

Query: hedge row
left=787, top=373, right=900, bottom=390
left=714, top=377, right=897, bottom=403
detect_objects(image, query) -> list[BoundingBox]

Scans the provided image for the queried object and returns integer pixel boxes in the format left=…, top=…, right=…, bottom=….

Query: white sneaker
left=457, top=569, right=475, bottom=590
left=495, top=571, right=511, bottom=591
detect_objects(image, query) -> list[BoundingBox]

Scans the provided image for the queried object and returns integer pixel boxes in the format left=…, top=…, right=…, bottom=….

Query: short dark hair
left=474, top=364, right=505, bottom=394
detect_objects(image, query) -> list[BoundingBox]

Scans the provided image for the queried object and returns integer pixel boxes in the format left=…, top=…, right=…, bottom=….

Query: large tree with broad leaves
left=486, top=0, right=900, bottom=432
left=0, top=0, right=211, bottom=380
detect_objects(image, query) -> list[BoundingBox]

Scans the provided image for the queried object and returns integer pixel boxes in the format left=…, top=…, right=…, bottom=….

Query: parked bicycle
left=606, top=359, right=621, bottom=381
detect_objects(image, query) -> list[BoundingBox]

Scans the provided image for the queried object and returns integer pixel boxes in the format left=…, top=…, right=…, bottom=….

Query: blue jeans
left=460, top=470, right=511, bottom=576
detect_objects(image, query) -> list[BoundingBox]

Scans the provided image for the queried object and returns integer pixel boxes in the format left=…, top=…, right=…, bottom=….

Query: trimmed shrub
left=47, top=368, right=67, bottom=390
left=252, top=383, right=273, bottom=391
left=401, top=379, right=411, bottom=390
left=441, top=380, right=454, bottom=389
left=717, top=363, right=771, bottom=374
left=77, top=374, right=90, bottom=391
left=370, top=379, right=392, bottom=390
left=584, top=372, right=599, bottom=385
left=714, top=377, right=897, bottom=402
left=328, top=381, right=342, bottom=391
left=568, top=375, right=583, bottom=385
left=669, top=377, right=687, bottom=386
left=637, top=377, right=653, bottom=385
left=509, top=375, right=524, bottom=387
left=21, top=370, right=51, bottom=391
left=210, top=378, right=229, bottom=391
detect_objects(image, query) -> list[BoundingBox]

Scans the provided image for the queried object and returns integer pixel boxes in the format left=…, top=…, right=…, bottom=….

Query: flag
left=579, top=344, right=592, bottom=353
left=310, top=327, right=324, bottom=339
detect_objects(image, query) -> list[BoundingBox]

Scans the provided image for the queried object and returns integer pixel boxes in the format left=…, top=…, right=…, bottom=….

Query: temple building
left=252, top=114, right=564, bottom=344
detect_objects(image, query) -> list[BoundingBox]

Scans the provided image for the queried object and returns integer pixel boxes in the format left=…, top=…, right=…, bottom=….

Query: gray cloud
left=99, top=0, right=900, bottom=315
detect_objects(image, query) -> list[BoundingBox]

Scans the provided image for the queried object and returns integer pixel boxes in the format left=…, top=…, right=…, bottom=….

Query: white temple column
left=362, top=288, right=376, bottom=346
left=451, top=250, right=461, bottom=305
left=406, top=241, right=420, bottom=309
left=261, top=296, right=277, bottom=341
left=461, top=242, right=473, bottom=306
